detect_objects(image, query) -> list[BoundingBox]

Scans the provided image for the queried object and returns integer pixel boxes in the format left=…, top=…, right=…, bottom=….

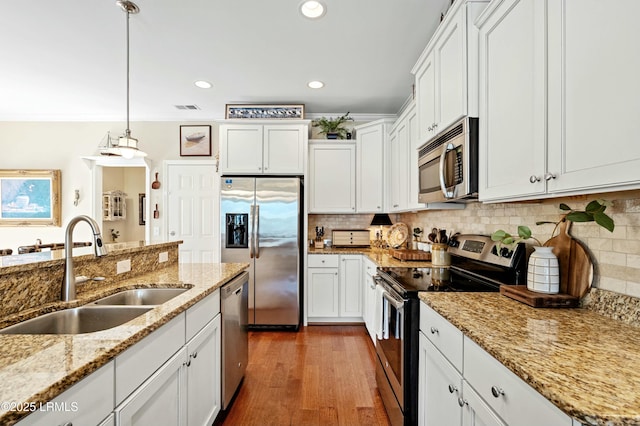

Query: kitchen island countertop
left=420, top=291, right=640, bottom=426
left=0, top=261, right=249, bottom=425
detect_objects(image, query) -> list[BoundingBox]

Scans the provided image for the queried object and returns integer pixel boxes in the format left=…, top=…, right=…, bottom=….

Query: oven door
left=376, top=285, right=405, bottom=414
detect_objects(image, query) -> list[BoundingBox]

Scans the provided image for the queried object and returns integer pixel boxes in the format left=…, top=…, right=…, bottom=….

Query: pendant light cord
left=125, top=7, right=131, bottom=137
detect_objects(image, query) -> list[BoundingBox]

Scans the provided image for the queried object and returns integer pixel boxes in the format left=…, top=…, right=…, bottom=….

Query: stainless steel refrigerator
left=220, top=177, right=301, bottom=329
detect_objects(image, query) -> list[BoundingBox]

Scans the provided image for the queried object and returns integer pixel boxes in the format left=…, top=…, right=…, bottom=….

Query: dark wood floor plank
left=221, top=325, right=390, bottom=426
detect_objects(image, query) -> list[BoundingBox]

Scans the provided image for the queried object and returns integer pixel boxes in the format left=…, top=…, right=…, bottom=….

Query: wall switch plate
left=153, top=226, right=160, bottom=237
left=116, top=259, right=131, bottom=274
left=159, top=252, right=169, bottom=263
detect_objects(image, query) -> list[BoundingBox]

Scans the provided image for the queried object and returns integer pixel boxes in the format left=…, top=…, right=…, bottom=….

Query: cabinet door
left=116, top=347, right=187, bottom=426
left=436, top=6, right=465, bottom=130
left=461, top=382, right=506, bottom=426
left=339, top=255, right=362, bottom=318
left=263, top=125, right=305, bottom=174
left=307, top=267, right=339, bottom=317
left=405, top=105, right=424, bottom=210
left=186, top=314, right=221, bottom=426
left=547, top=0, right=640, bottom=194
left=477, top=0, right=547, bottom=201
left=308, top=143, right=356, bottom=213
left=388, top=130, right=401, bottom=211
left=362, top=257, right=378, bottom=343
left=220, top=125, right=264, bottom=174
left=415, top=53, right=438, bottom=140
left=418, top=332, right=462, bottom=426
left=357, top=125, right=385, bottom=212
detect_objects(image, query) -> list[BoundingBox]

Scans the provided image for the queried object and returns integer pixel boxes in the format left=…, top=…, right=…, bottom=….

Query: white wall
left=0, top=121, right=218, bottom=252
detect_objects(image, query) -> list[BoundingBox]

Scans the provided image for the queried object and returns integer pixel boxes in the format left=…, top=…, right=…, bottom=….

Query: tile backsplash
left=398, top=191, right=640, bottom=298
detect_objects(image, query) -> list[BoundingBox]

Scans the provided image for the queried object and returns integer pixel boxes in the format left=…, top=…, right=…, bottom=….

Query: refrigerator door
left=254, top=177, right=300, bottom=326
left=220, top=177, right=256, bottom=323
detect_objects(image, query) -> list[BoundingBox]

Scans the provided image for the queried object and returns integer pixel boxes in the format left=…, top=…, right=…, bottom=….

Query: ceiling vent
left=174, top=105, right=201, bottom=110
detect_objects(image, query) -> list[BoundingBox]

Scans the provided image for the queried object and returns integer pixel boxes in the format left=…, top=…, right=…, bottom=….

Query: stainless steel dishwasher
left=221, top=271, right=249, bottom=409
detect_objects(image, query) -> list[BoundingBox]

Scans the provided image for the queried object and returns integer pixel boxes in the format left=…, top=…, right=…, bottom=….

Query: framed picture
left=225, top=104, right=304, bottom=119
left=180, top=125, right=212, bottom=157
left=0, top=169, right=61, bottom=227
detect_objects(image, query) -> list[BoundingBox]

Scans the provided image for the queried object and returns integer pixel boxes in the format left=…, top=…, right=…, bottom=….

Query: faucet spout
left=62, top=215, right=108, bottom=301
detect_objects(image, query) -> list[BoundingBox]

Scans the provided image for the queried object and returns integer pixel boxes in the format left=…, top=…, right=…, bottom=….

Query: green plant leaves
left=594, top=211, right=615, bottom=232
left=517, top=225, right=533, bottom=240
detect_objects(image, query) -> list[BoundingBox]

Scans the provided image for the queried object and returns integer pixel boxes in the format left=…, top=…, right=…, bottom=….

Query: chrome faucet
left=61, top=215, right=108, bottom=301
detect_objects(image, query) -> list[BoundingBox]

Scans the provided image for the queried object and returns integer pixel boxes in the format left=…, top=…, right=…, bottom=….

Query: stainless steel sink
left=0, top=306, right=153, bottom=335
left=91, top=288, right=189, bottom=306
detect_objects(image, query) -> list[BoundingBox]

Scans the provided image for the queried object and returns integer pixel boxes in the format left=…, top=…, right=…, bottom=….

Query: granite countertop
left=309, top=247, right=432, bottom=268
left=0, top=261, right=249, bottom=425
left=419, top=292, right=640, bottom=426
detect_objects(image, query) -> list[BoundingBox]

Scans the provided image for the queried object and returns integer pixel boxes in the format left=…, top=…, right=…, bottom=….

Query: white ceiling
left=0, top=0, right=451, bottom=121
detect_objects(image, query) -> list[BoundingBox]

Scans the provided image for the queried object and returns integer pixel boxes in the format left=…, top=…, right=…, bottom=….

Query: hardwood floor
left=220, top=325, right=391, bottom=426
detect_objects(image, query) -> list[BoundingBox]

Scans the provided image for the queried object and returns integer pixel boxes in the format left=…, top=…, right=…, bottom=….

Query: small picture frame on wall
left=180, top=125, right=212, bottom=157
left=0, top=169, right=61, bottom=227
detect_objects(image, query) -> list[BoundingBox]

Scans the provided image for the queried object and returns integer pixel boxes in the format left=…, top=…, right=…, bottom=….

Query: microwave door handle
left=439, top=142, right=456, bottom=199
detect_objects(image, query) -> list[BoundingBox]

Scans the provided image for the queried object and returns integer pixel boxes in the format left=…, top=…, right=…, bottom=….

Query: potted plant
left=312, top=112, right=353, bottom=139
left=491, top=199, right=614, bottom=294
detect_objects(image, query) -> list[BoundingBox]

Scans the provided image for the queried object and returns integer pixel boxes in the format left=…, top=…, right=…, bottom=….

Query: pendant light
left=107, top=0, right=146, bottom=159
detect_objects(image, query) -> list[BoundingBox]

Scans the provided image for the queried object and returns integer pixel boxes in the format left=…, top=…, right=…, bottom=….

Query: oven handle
left=439, top=142, right=456, bottom=199
left=382, top=291, right=404, bottom=310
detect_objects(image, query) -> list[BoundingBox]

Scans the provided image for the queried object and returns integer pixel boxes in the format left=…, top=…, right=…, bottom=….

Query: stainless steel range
left=374, top=234, right=528, bottom=426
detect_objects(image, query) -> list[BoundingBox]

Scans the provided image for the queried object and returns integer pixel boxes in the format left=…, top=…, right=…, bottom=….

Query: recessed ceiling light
left=194, top=80, right=212, bottom=89
left=308, top=80, right=324, bottom=89
left=300, top=0, right=326, bottom=19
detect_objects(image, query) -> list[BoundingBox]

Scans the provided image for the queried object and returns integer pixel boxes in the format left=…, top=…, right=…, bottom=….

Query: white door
left=166, top=161, right=219, bottom=263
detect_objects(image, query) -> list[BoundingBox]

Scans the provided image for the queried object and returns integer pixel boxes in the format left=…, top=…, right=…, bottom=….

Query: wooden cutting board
left=389, top=249, right=432, bottom=261
left=500, top=285, right=580, bottom=308
left=543, top=220, right=593, bottom=298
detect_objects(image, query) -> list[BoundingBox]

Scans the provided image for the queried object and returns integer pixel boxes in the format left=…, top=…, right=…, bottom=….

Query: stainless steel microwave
left=417, top=117, right=478, bottom=203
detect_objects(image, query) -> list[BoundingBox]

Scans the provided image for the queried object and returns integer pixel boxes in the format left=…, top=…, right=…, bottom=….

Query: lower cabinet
left=419, top=303, right=573, bottom=426
left=116, top=347, right=187, bottom=426
left=307, top=254, right=363, bottom=323
left=16, top=361, right=115, bottom=426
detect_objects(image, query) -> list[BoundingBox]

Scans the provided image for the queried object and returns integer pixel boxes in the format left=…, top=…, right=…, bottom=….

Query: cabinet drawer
left=186, top=288, right=221, bottom=341
left=420, top=303, right=463, bottom=372
left=332, top=230, right=370, bottom=247
left=463, top=336, right=572, bottom=426
left=308, top=254, right=339, bottom=268
left=115, top=313, right=185, bottom=404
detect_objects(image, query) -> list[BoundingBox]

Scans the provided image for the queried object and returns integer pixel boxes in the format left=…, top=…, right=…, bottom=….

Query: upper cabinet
left=219, top=121, right=308, bottom=175
left=412, top=0, right=489, bottom=144
left=308, top=141, right=356, bottom=213
left=355, top=119, right=394, bottom=213
left=477, top=0, right=640, bottom=202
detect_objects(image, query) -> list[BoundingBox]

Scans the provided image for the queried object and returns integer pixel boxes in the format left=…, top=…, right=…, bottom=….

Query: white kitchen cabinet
left=412, top=0, right=488, bottom=141
left=339, top=255, right=362, bottom=317
left=546, top=0, right=640, bottom=195
left=99, top=413, right=116, bottom=426
left=389, top=118, right=409, bottom=212
left=478, top=0, right=640, bottom=202
left=362, top=256, right=378, bottom=344
left=115, top=347, right=188, bottom=426
left=464, top=336, right=572, bottom=426
left=16, top=361, right=115, bottom=426
left=308, top=141, right=356, bottom=213
left=355, top=119, right=394, bottom=213
left=186, top=314, right=222, bottom=426
left=219, top=122, right=307, bottom=175
left=461, top=382, right=506, bottom=426
left=418, top=331, right=463, bottom=426
left=307, top=254, right=364, bottom=322
left=476, top=0, right=547, bottom=202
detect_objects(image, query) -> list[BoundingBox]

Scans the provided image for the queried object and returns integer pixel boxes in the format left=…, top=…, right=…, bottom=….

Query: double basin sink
left=0, top=288, right=188, bottom=335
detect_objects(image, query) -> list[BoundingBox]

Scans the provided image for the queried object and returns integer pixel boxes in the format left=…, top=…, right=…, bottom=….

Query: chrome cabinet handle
left=458, top=397, right=468, bottom=407
left=544, top=172, right=557, bottom=181
left=430, top=326, right=439, bottom=334
left=491, top=386, right=505, bottom=398
left=529, top=175, right=541, bottom=183
left=448, top=384, right=458, bottom=394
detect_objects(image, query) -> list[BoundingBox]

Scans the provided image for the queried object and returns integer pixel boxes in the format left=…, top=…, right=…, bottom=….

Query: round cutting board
left=388, top=223, right=409, bottom=248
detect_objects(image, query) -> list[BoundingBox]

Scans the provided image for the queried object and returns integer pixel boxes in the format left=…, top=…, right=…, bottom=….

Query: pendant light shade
left=100, top=0, right=146, bottom=158
left=370, top=213, right=393, bottom=226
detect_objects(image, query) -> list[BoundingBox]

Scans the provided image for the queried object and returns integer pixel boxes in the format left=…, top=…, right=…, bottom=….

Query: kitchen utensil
left=388, top=223, right=409, bottom=248
left=389, top=248, right=431, bottom=261
left=428, top=228, right=437, bottom=243
left=543, top=220, right=593, bottom=298
left=499, top=285, right=580, bottom=308
left=439, top=229, right=448, bottom=244
left=152, top=172, right=161, bottom=189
